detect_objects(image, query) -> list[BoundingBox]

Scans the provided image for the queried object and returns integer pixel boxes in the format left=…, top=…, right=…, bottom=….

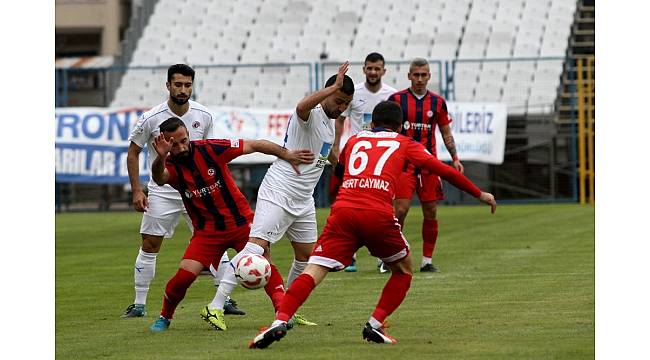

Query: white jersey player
left=198, top=62, right=354, bottom=332
left=332, top=52, right=396, bottom=273
left=121, top=64, right=244, bottom=318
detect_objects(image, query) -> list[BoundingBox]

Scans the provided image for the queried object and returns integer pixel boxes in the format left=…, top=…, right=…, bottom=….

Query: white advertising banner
left=338, top=102, right=508, bottom=165
left=55, top=103, right=507, bottom=183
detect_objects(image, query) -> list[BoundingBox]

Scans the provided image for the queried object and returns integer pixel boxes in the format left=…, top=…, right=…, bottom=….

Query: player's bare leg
left=363, top=254, right=413, bottom=344
left=393, top=198, right=411, bottom=229
left=122, top=234, right=163, bottom=318
left=420, top=201, right=439, bottom=272
left=250, top=264, right=329, bottom=349
left=385, top=198, right=412, bottom=274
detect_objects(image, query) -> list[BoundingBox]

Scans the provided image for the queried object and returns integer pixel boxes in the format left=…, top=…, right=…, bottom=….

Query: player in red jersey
left=249, top=101, right=496, bottom=348
left=387, top=57, right=464, bottom=273
left=146, top=117, right=315, bottom=332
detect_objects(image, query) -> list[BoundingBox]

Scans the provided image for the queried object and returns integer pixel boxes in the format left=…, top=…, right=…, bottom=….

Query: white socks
left=287, top=259, right=308, bottom=287
left=210, top=252, right=231, bottom=287
left=134, top=248, right=157, bottom=305
left=368, top=316, right=382, bottom=329
left=208, top=242, right=265, bottom=309
left=421, top=256, right=432, bottom=267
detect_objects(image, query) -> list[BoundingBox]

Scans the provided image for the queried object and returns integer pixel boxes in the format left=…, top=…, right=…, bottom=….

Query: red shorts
left=183, top=224, right=250, bottom=268
left=309, top=207, right=410, bottom=271
left=394, top=165, right=444, bottom=202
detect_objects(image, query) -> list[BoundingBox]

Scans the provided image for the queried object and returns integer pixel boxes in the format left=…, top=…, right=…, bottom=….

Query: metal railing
left=55, top=56, right=586, bottom=207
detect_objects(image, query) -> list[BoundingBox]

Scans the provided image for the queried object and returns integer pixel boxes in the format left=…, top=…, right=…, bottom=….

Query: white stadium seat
left=110, top=0, right=573, bottom=114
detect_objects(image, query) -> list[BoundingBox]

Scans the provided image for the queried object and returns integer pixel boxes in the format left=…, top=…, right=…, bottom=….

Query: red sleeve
left=329, top=141, right=350, bottom=201
left=164, top=156, right=179, bottom=188
left=437, top=98, right=452, bottom=127
left=205, top=139, right=244, bottom=164
left=405, top=138, right=481, bottom=198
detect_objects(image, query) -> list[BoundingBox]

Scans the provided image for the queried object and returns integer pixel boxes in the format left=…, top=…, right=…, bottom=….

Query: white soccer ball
left=235, top=254, right=271, bottom=290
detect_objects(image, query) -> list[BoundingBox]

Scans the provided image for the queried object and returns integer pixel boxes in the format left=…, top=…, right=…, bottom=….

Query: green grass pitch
left=55, top=204, right=594, bottom=359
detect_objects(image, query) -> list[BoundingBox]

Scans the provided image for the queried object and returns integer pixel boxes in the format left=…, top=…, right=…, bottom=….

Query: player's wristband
left=452, top=155, right=459, bottom=162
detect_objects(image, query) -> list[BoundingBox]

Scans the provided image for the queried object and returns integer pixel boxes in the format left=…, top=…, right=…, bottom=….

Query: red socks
left=264, top=264, right=286, bottom=311
left=160, top=268, right=197, bottom=319
left=276, top=273, right=316, bottom=322
left=422, top=218, right=438, bottom=258
left=371, top=272, right=413, bottom=323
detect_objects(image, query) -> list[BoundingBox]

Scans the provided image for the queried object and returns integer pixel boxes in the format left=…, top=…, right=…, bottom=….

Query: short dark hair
left=167, top=64, right=195, bottom=82
left=324, top=74, right=354, bottom=95
left=372, top=101, right=403, bottom=131
left=159, top=117, right=186, bottom=133
left=364, top=52, right=385, bottom=65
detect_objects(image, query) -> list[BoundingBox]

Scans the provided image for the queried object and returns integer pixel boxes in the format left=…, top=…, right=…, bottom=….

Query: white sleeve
left=128, top=114, right=152, bottom=148
left=204, top=112, right=214, bottom=139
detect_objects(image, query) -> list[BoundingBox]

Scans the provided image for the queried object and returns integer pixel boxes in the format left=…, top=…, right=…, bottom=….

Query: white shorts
left=139, top=194, right=192, bottom=239
left=249, top=198, right=317, bottom=244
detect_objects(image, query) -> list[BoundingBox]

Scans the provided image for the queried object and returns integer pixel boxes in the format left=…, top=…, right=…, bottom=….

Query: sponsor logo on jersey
left=314, top=245, right=323, bottom=253
left=316, top=142, right=332, bottom=168
left=361, top=113, right=372, bottom=130
left=403, top=121, right=432, bottom=130
left=183, top=180, right=223, bottom=199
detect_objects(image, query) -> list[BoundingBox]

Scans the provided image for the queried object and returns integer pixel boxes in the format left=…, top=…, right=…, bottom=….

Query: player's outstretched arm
left=151, top=134, right=172, bottom=186
left=440, top=124, right=464, bottom=173
left=479, top=192, right=497, bottom=214
left=244, top=139, right=315, bottom=174
left=407, top=140, right=495, bottom=213
left=296, top=61, right=349, bottom=121
left=127, top=142, right=148, bottom=212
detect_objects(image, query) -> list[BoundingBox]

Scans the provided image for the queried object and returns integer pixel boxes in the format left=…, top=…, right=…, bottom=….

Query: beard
left=323, top=107, right=340, bottom=119
left=172, top=150, right=190, bottom=161
left=170, top=94, right=189, bottom=105
left=366, top=76, right=380, bottom=86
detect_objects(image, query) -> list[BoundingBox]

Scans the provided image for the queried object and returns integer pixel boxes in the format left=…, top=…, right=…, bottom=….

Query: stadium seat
left=108, top=0, right=574, bottom=114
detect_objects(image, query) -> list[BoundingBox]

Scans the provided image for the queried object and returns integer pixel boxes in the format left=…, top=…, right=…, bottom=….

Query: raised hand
left=153, top=133, right=173, bottom=158
left=479, top=192, right=497, bottom=214
left=335, top=61, right=350, bottom=88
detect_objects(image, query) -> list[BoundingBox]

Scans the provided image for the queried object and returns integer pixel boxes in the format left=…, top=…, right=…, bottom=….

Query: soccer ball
left=235, top=254, right=271, bottom=290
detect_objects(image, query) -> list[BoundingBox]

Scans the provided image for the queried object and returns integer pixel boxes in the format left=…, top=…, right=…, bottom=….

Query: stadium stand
left=109, top=0, right=577, bottom=115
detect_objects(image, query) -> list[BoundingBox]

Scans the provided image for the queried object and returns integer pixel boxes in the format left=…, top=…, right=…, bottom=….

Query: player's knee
left=394, top=205, right=409, bottom=219
left=389, top=256, right=413, bottom=275
left=141, top=235, right=163, bottom=253
left=422, top=202, right=438, bottom=219
left=291, top=242, right=314, bottom=262
left=248, top=237, right=271, bottom=256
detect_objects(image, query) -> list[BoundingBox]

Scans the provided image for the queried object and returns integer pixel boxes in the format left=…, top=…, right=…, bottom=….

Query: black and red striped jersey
left=387, top=88, right=452, bottom=156
left=164, top=139, right=253, bottom=234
